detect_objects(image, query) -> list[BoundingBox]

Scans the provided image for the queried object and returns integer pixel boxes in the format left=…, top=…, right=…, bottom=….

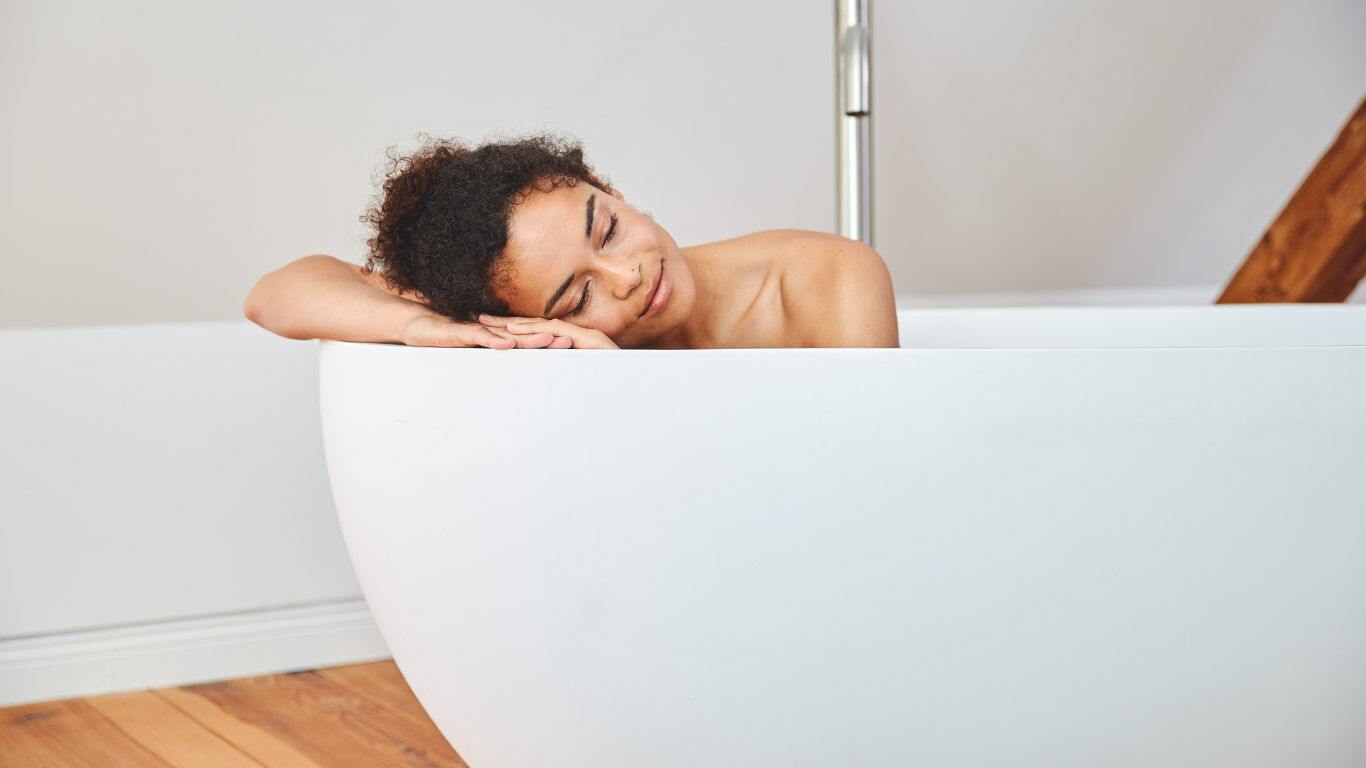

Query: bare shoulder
left=719, top=228, right=852, bottom=256
left=755, top=229, right=899, bottom=347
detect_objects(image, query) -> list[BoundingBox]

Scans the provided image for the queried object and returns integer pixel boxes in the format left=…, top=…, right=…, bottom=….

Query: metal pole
left=836, top=0, right=871, bottom=244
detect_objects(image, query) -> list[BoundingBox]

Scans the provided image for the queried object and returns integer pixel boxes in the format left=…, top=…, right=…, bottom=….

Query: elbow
left=243, top=271, right=295, bottom=336
left=243, top=278, right=269, bottom=326
left=242, top=255, right=329, bottom=333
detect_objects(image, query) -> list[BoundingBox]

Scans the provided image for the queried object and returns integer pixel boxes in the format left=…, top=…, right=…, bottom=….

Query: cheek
left=604, top=313, right=633, bottom=337
left=569, top=309, right=622, bottom=337
left=590, top=306, right=637, bottom=340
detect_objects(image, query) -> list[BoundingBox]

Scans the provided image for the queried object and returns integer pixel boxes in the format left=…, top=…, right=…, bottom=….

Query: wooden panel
left=0, top=698, right=175, bottom=768
left=0, top=663, right=468, bottom=768
left=1218, top=95, right=1366, bottom=302
left=153, top=687, right=329, bottom=768
left=315, top=661, right=447, bottom=736
left=163, top=670, right=466, bottom=768
left=83, top=690, right=263, bottom=768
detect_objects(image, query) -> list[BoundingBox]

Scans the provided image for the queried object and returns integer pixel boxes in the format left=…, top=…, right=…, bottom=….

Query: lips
left=638, top=265, right=662, bottom=318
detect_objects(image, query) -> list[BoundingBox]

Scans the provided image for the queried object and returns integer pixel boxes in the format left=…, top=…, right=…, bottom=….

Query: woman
left=244, top=134, right=899, bottom=349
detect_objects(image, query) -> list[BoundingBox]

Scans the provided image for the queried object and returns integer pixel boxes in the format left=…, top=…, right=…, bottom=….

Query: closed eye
left=601, top=209, right=617, bottom=244
left=567, top=210, right=619, bottom=318
left=571, top=281, right=591, bottom=316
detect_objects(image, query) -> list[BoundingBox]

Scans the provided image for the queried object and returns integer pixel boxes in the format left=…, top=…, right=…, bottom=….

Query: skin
left=244, top=176, right=899, bottom=349
left=474, top=175, right=900, bottom=349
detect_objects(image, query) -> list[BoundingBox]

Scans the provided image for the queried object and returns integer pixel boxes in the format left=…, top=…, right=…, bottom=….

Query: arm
left=243, top=254, right=531, bottom=348
left=243, top=254, right=431, bottom=342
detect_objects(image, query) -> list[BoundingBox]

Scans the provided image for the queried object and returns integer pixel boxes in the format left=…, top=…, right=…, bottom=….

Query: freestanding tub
left=320, top=305, right=1366, bottom=768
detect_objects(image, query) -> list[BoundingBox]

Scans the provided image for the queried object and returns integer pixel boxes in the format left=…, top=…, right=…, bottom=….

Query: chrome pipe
left=836, top=0, right=871, bottom=244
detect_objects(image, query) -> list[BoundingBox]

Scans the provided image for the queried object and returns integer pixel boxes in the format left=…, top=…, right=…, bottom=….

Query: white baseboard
left=0, top=599, right=391, bottom=707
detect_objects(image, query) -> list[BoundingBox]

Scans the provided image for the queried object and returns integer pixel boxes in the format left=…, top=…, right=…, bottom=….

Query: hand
left=401, top=312, right=561, bottom=350
left=479, top=314, right=620, bottom=349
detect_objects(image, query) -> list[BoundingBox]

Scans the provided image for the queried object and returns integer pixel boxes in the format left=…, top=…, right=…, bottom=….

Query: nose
left=597, top=251, right=643, bottom=300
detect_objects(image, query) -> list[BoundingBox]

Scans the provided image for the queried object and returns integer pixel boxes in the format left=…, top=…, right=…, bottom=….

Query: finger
left=504, top=319, right=618, bottom=349
left=486, top=326, right=556, bottom=348
left=501, top=319, right=568, bottom=335
left=516, top=332, right=557, bottom=349
left=504, top=319, right=565, bottom=334
left=547, top=335, right=574, bottom=349
left=487, top=327, right=546, bottom=347
left=571, top=329, right=620, bottom=350
left=499, top=317, right=617, bottom=349
left=478, top=313, right=540, bottom=328
left=464, top=326, right=516, bottom=349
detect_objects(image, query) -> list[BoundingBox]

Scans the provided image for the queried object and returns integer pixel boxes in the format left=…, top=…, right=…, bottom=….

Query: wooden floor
left=0, top=661, right=467, bottom=767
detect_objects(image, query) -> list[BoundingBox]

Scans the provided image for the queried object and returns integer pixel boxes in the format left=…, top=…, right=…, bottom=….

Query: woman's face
left=494, top=180, right=693, bottom=348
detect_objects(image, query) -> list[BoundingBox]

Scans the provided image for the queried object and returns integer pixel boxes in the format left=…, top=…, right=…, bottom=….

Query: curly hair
left=360, top=133, right=604, bottom=321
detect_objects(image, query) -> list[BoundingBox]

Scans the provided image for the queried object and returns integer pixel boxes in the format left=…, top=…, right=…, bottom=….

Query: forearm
left=243, top=254, right=431, bottom=343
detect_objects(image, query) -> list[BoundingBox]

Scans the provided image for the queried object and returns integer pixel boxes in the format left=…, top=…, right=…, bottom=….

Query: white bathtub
left=320, top=305, right=1366, bottom=768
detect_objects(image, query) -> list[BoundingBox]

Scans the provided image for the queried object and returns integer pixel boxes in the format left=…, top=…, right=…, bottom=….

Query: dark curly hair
left=360, top=133, right=604, bottom=321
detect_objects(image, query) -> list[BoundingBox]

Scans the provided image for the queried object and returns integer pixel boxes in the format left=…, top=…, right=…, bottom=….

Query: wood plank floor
left=0, top=661, right=467, bottom=768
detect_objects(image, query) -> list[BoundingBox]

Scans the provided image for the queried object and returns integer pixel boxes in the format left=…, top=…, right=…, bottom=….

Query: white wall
left=874, top=0, right=1366, bottom=298
left=0, top=323, right=388, bottom=706
left=0, top=324, right=355, bottom=637
left=0, top=0, right=829, bottom=328
left=1, top=0, right=1362, bottom=330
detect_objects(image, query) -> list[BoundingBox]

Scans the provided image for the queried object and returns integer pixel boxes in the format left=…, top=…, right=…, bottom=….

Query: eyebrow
left=543, top=193, right=597, bottom=316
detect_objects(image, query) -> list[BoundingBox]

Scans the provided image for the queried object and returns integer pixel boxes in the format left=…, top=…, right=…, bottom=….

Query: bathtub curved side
left=320, top=340, right=1366, bottom=767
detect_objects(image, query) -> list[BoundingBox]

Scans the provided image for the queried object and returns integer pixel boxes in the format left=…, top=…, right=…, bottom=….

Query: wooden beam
left=1218, top=94, right=1366, bottom=303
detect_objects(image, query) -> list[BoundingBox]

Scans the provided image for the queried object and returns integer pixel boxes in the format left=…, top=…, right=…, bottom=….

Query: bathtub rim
left=317, top=303, right=1366, bottom=352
